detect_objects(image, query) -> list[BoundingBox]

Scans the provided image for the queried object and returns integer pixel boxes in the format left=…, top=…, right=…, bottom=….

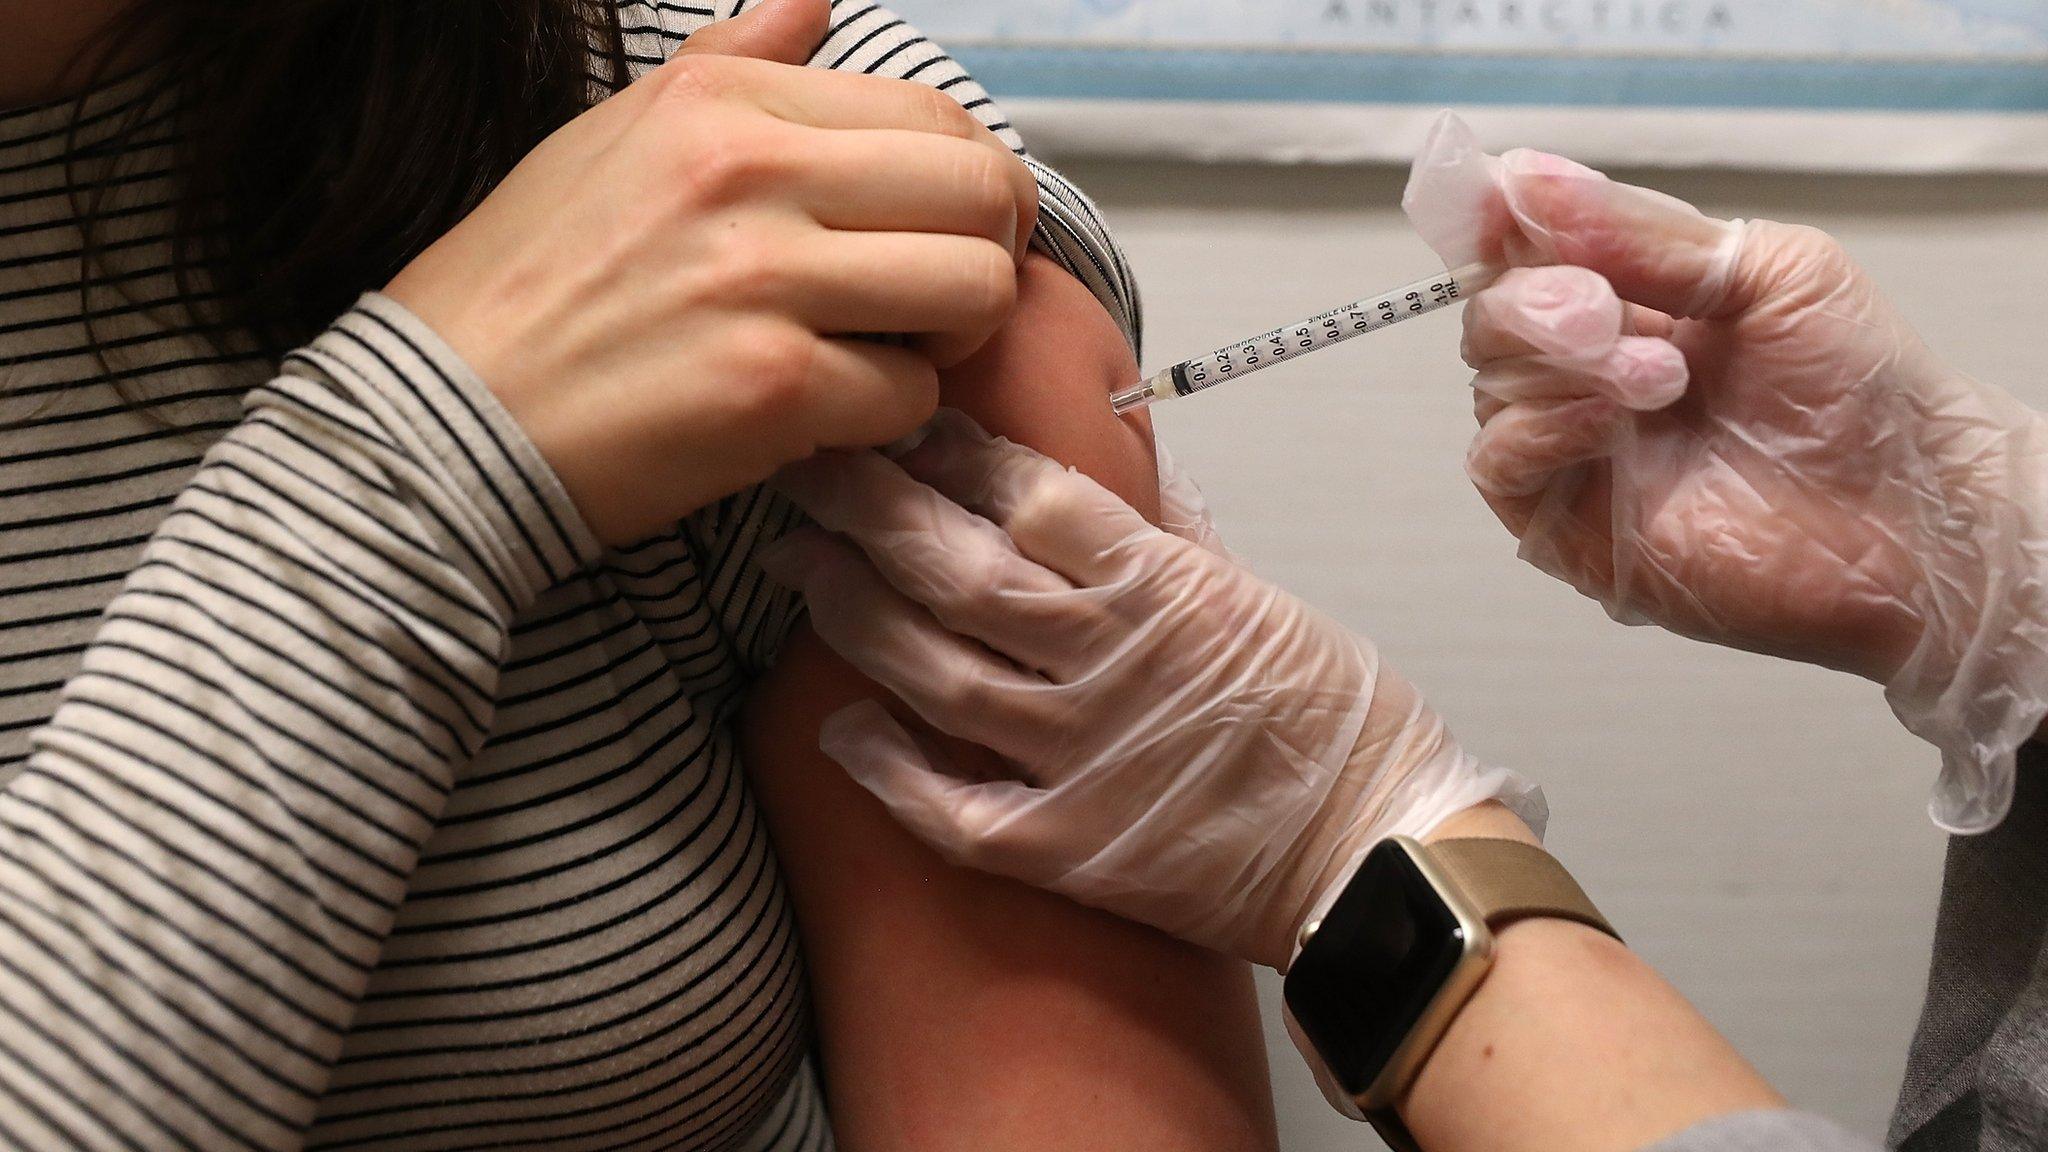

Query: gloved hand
left=762, top=411, right=1544, bottom=969
left=1406, top=114, right=2048, bottom=833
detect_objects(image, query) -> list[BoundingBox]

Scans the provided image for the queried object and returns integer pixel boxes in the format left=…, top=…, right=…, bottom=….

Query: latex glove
left=1154, top=437, right=1234, bottom=559
left=1406, top=114, right=2048, bottom=833
left=762, top=411, right=1544, bottom=970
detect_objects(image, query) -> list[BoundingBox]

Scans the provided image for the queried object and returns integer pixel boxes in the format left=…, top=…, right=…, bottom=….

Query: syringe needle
left=1109, top=261, right=1501, bottom=415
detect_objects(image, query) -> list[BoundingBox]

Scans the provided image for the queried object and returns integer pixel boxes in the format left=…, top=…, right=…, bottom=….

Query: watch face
left=1282, top=839, right=1469, bottom=1097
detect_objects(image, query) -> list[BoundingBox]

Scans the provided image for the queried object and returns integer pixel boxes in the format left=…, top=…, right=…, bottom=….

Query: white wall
left=1043, top=155, right=2048, bottom=1150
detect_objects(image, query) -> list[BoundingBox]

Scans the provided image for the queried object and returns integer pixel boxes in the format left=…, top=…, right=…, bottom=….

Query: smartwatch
left=1281, top=835, right=1618, bottom=1152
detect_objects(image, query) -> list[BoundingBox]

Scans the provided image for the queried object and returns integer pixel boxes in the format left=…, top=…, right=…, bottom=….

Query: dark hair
left=72, top=0, right=630, bottom=360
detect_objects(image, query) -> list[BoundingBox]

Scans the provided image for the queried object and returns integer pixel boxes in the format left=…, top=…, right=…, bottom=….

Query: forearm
left=1400, top=804, right=1781, bottom=1152
left=0, top=297, right=586, bottom=1147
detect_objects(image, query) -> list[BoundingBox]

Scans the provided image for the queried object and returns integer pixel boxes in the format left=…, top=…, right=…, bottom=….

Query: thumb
left=1496, top=149, right=1750, bottom=321
left=672, top=0, right=828, bottom=65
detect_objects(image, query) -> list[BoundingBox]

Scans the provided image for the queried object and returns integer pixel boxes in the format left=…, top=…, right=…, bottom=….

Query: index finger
left=771, top=448, right=1082, bottom=671
left=647, top=56, right=1038, bottom=257
left=897, top=411, right=1161, bottom=586
left=1464, top=267, right=1688, bottom=411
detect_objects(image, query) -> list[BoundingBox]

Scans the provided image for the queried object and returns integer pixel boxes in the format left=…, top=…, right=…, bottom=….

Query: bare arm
left=1404, top=804, right=1783, bottom=1152
left=739, top=253, right=1278, bottom=1151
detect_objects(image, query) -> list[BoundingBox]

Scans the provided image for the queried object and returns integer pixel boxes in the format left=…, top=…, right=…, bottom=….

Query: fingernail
left=1499, top=268, right=1622, bottom=359
left=1611, top=338, right=1689, bottom=410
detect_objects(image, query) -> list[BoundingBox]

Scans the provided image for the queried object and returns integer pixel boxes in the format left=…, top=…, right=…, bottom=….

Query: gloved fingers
left=1462, top=266, right=1626, bottom=363
left=1402, top=114, right=1749, bottom=321
left=1462, top=267, right=1689, bottom=410
left=772, top=449, right=1090, bottom=667
left=1494, top=148, right=1748, bottom=321
left=1465, top=395, right=1626, bottom=501
left=1474, top=390, right=1508, bottom=427
left=1464, top=267, right=1678, bottom=355
left=1155, top=440, right=1235, bottom=560
left=1402, top=111, right=1513, bottom=270
left=1470, top=342, right=1687, bottom=410
left=759, top=527, right=1079, bottom=756
left=899, top=408, right=1163, bottom=585
left=821, top=699, right=1044, bottom=869
left=1484, top=254, right=1676, bottom=343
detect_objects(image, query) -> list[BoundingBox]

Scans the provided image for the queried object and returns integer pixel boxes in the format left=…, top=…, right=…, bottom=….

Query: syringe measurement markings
left=1124, top=264, right=1484, bottom=414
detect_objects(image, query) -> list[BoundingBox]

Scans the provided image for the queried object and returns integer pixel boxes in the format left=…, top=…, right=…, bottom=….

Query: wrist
left=1423, top=800, right=1540, bottom=847
left=278, top=297, right=602, bottom=610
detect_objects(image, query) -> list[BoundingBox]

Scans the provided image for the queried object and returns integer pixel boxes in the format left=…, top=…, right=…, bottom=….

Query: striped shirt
left=0, top=3, right=1139, bottom=1150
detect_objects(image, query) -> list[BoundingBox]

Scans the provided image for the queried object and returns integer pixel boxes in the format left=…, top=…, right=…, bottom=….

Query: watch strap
left=1364, top=838, right=1617, bottom=1150
left=1430, top=836, right=1621, bottom=941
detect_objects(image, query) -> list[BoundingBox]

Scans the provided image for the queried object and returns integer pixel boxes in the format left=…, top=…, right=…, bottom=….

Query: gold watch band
left=1428, top=837, right=1622, bottom=942
left=1364, top=838, right=1620, bottom=1152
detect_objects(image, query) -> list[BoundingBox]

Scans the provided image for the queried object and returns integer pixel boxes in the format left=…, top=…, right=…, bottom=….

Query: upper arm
left=737, top=255, right=1278, bottom=1150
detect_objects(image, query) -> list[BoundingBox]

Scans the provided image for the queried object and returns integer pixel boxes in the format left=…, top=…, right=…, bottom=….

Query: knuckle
left=708, top=231, right=791, bottom=304
left=653, top=54, right=732, bottom=103
left=733, top=325, right=820, bottom=414
left=675, top=128, right=782, bottom=208
left=1773, top=221, right=1839, bottom=257
left=1460, top=296, right=1503, bottom=365
left=949, top=549, right=1011, bottom=615
left=1750, top=220, right=1860, bottom=299
left=1001, top=468, right=1079, bottom=538
left=1786, top=223, right=1857, bottom=276
left=935, top=653, right=991, bottom=714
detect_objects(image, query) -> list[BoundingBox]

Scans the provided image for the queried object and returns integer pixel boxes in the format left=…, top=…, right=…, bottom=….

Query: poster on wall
left=891, top=1, right=2048, bottom=172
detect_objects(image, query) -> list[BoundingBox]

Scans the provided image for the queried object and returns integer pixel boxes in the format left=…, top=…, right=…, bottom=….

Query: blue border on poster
left=950, top=47, right=2048, bottom=112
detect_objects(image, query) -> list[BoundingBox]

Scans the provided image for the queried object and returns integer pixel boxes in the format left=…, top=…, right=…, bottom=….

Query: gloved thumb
left=670, top=0, right=828, bottom=65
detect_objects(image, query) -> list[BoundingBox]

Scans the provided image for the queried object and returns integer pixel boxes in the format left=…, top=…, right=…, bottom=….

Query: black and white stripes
left=0, top=2, right=1141, bottom=1149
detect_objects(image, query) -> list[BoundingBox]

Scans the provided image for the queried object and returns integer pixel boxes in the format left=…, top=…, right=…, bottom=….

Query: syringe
left=1109, top=261, right=1500, bottom=415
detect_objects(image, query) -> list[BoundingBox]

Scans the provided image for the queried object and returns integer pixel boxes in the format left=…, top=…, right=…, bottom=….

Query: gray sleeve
left=0, top=294, right=598, bottom=1150
left=1642, top=1109, right=1884, bottom=1152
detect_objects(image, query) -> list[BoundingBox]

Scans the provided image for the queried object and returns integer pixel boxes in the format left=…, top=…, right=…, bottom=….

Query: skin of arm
left=1403, top=802, right=1784, bottom=1152
left=739, top=252, right=1280, bottom=1151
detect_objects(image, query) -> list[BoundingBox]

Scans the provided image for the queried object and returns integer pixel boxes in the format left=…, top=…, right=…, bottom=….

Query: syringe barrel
left=1124, top=261, right=1495, bottom=410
